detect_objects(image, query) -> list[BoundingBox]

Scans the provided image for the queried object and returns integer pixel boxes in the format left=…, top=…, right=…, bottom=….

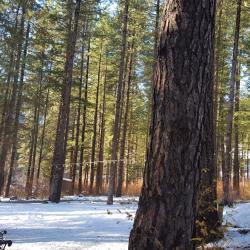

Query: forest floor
left=0, top=196, right=250, bottom=249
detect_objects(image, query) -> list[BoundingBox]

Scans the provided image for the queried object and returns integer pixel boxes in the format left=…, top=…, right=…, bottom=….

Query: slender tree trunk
left=5, top=22, right=30, bottom=197
left=221, top=136, right=226, bottom=186
left=0, top=5, right=26, bottom=193
left=27, top=65, right=44, bottom=197
left=247, top=138, right=250, bottom=180
left=233, top=64, right=240, bottom=197
left=71, top=21, right=87, bottom=194
left=241, top=133, right=244, bottom=181
left=25, top=102, right=37, bottom=195
left=35, top=89, right=50, bottom=195
left=25, top=80, right=42, bottom=197
left=79, top=36, right=90, bottom=193
left=89, top=43, right=102, bottom=193
left=146, top=0, right=160, bottom=146
left=69, top=110, right=76, bottom=181
left=129, top=0, right=216, bottom=249
left=214, top=1, right=223, bottom=169
left=49, top=0, right=81, bottom=202
left=0, top=5, right=20, bottom=146
left=107, top=0, right=129, bottom=205
left=224, top=0, right=242, bottom=205
left=116, top=42, right=134, bottom=197
left=96, top=61, right=107, bottom=194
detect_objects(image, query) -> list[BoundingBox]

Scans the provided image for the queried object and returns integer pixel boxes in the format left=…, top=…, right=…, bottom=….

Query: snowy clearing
left=0, top=196, right=138, bottom=250
left=1, top=197, right=250, bottom=249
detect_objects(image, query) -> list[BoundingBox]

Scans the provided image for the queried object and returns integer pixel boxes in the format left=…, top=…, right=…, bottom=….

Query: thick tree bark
left=49, top=0, right=81, bottom=202
left=89, top=43, right=102, bottom=193
left=129, top=0, right=216, bottom=249
left=233, top=64, right=240, bottom=197
left=197, top=58, right=220, bottom=242
left=107, top=0, right=129, bottom=205
left=224, top=0, right=242, bottom=205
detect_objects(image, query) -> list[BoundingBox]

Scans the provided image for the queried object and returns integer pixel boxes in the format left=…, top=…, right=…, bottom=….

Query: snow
left=2, top=196, right=250, bottom=249
left=0, top=196, right=138, bottom=250
left=211, top=203, right=250, bottom=249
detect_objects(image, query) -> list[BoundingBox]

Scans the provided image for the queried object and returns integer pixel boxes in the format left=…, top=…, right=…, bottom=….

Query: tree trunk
left=107, top=0, right=129, bottom=205
left=0, top=5, right=26, bottom=193
left=5, top=22, right=30, bottom=197
left=197, top=53, right=220, bottom=243
left=146, top=0, right=161, bottom=146
left=49, top=0, right=81, bottom=202
left=233, top=64, right=240, bottom=197
left=71, top=20, right=87, bottom=195
left=129, top=0, right=216, bottom=249
left=89, top=42, right=102, bottom=193
left=96, top=60, right=107, bottom=194
left=224, top=0, right=242, bottom=205
left=25, top=79, right=42, bottom=197
left=214, top=1, right=223, bottom=170
left=0, top=5, right=20, bottom=146
left=35, top=89, right=50, bottom=195
left=78, top=34, right=90, bottom=193
left=247, top=138, right=250, bottom=180
left=116, top=42, right=134, bottom=197
left=27, top=64, right=44, bottom=198
left=69, top=110, right=76, bottom=183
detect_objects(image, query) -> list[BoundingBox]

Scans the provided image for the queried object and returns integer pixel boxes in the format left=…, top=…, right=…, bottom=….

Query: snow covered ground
left=213, top=203, right=250, bottom=249
left=0, top=196, right=138, bottom=250
left=1, top=196, right=250, bottom=249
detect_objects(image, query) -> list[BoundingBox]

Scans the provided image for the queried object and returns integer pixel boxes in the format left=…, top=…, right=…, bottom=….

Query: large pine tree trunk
left=107, top=0, right=129, bottom=205
left=129, top=0, right=216, bottom=249
left=224, top=0, right=242, bottom=205
left=49, top=0, right=81, bottom=202
left=197, top=65, right=220, bottom=242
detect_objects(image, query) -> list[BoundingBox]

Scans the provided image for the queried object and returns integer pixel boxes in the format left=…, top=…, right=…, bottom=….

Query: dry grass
left=9, top=179, right=250, bottom=201
left=217, top=180, right=250, bottom=201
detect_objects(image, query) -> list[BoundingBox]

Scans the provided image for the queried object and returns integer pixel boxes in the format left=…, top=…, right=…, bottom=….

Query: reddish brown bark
left=129, top=0, right=216, bottom=249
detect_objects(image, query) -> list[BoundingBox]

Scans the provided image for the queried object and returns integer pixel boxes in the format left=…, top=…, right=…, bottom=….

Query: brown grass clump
left=217, top=180, right=250, bottom=202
